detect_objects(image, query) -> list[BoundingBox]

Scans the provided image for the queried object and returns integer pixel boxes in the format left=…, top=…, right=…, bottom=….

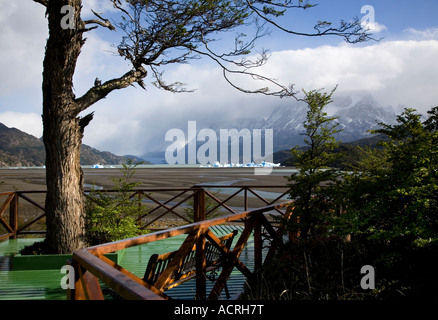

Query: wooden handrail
left=71, top=249, right=165, bottom=300
left=0, top=185, right=292, bottom=239
left=70, top=200, right=294, bottom=300
left=86, top=201, right=290, bottom=256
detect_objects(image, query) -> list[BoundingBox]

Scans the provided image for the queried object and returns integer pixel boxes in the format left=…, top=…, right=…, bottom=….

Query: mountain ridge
left=263, top=92, right=398, bottom=151
left=0, top=122, right=147, bottom=167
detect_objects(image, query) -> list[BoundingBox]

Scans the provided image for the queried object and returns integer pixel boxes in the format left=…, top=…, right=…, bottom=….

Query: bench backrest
left=143, top=230, right=238, bottom=288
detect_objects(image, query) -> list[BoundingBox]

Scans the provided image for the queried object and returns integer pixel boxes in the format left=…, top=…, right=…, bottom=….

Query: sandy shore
left=0, top=166, right=295, bottom=192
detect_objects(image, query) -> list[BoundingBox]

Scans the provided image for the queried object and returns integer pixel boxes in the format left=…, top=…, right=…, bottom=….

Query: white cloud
left=0, top=112, right=42, bottom=138
left=0, top=2, right=47, bottom=96
left=256, top=40, right=438, bottom=111
left=80, top=63, right=280, bottom=156
left=75, top=39, right=438, bottom=156
left=366, top=21, right=387, bottom=33
left=404, top=27, right=438, bottom=39
left=73, top=33, right=128, bottom=97
left=359, top=5, right=387, bottom=34
left=81, top=0, right=119, bottom=18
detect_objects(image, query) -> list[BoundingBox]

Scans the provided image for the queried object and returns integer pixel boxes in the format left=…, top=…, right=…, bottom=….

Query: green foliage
left=286, top=87, right=342, bottom=239
left=85, top=161, right=148, bottom=245
left=337, top=107, right=438, bottom=246
left=257, top=103, right=438, bottom=300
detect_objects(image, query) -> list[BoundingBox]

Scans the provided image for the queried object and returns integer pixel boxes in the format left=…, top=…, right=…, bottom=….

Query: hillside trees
left=338, top=107, right=438, bottom=246
left=286, top=101, right=438, bottom=246
left=328, top=106, right=438, bottom=298
left=286, top=88, right=342, bottom=239
left=31, top=0, right=372, bottom=253
left=255, top=105, right=438, bottom=299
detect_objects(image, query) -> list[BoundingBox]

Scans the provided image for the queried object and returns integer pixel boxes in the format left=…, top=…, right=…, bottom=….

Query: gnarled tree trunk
left=42, top=0, right=87, bottom=254
left=40, top=0, right=145, bottom=253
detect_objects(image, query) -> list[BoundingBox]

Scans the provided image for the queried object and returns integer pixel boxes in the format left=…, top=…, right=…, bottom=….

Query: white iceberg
left=260, top=161, right=281, bottom=167
left=200, top=161, right=280, bottom=168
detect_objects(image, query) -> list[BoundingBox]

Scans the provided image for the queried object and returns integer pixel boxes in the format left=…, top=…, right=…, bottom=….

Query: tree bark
left=42, top=0, right=87, bottom=254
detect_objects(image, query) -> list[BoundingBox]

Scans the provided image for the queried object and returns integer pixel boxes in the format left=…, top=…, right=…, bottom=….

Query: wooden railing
left=0, top=191, right=46, bottom=240
left=69, top=198, right=294, bottom=300
left=1, top=186, right=294, bottom=300
left=0, top=185, right=292, bottom=240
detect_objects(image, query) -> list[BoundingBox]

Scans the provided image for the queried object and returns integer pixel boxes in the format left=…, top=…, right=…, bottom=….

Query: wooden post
left=68, top=260, right=83, bottom=300
left=208, top=214, right=257, bottom=300
left=244, top=187, right=248, bottom=211
left=137, top=191, right=143, bottom=228
left=194, top=189, right=206, bottom=300
left=193, top=188, right=206, bottom=223
left=254, top=213, right=262, bottom=271
left=9, top=193, right=18, bottom=239
left=72, top=264, right=104, bottom=300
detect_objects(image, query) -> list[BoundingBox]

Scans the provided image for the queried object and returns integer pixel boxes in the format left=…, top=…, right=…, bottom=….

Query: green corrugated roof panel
left=0, top=269, right=66, bottom=300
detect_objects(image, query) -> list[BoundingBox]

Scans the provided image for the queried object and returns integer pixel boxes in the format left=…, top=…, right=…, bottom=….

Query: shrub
left=85, top=161, right=148, bottom=245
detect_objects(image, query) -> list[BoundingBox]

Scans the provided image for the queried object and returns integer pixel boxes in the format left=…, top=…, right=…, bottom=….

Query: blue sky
left=0, top=1, right=437, bottom=157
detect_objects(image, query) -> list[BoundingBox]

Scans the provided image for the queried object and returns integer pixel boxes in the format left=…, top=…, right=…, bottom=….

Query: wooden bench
left=143, top=230, right=238, bottom=297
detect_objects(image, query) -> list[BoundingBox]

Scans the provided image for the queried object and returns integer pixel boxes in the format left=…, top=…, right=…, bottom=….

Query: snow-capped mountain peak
left=263, top=92, right=398, bottom=150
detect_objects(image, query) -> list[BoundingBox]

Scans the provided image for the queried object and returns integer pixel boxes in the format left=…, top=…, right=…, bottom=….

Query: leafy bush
left=85, top=162, right=148, bottom=245
left=337, top=107, right=438, bottom=246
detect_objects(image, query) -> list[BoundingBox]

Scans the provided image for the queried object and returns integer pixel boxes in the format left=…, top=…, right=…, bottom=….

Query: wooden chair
left=143, top=230, right=238, bottom=298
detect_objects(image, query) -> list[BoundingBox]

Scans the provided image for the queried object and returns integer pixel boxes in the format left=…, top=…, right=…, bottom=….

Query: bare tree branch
left=83, top=9, right=116, bottom=31
left=150, top=66, right=195, bottom=93
left=74, top=67, right=147, bottom=113
left=187, top=40, right=296, bottom=98
left=246, top=0, right=376, bottom=43
left=74, top=0, right=376, bottom=109
left=107, top=1, right=375, bottom=99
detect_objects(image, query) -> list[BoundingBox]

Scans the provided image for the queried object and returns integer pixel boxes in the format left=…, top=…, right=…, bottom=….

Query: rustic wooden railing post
left=68, top=260, right=83, bottom=300
left=137, top=191, right=143, bottom=227
left=68, top=259, right=104, bottom=300
left=9, top=192, right=18, bottom=239
left=253, top=213, right=262, bottom=271
left=193, top=188, right=205, bottom=223
left=194, top=188, right=207, bottom=300
left=244, top=187, right=248, bottom=211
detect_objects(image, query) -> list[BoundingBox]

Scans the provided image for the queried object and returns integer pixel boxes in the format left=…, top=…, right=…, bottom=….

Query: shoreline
left=0, top=166, right=295, bottom=193
left=0, top=166, right=294, bottom=234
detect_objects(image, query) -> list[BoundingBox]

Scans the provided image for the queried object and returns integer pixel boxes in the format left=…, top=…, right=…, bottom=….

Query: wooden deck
left=0, top=225, right=254, bottom=300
